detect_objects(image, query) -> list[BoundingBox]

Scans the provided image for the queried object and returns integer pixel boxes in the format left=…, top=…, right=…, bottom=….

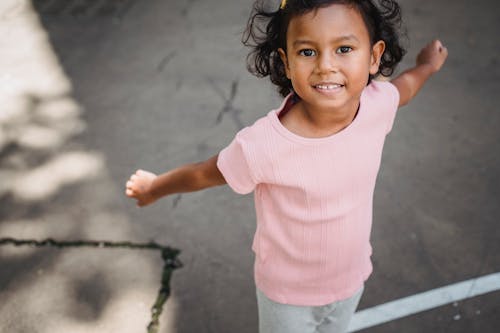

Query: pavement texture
left=0, top=0, right=499, bottom=332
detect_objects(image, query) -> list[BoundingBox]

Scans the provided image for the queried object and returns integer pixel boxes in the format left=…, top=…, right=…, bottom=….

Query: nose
left=316, top=52, right=338, bottom=74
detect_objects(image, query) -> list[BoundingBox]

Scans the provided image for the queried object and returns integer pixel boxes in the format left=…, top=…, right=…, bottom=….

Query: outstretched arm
left=125, top=154, right=227, bottom=207
left=391, top=40, right=448, bottom=107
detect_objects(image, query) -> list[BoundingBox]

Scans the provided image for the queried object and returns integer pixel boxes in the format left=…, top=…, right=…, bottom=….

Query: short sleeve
left=383, top=81, right=400, bottom=134
left=217, top=133, right=257, bottom=195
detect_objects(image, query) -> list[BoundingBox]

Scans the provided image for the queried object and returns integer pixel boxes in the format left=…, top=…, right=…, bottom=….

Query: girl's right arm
left=125, top=154, right=226, bottom=207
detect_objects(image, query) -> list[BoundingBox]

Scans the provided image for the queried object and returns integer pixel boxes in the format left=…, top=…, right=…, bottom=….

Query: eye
left=336, top=46, right=353, bottom=54
left=299, top=49, right=316, bottom=57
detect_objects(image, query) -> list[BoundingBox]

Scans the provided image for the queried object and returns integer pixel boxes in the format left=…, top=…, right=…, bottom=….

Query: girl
left=125, top=0, right=448, bottom=332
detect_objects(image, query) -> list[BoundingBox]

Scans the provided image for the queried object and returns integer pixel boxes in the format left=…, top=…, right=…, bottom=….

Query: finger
left=437, top=42, right=448, bottom=55
left=136, top=169, right=144, bottom=175
left=126, top=180, right=134, bottom=189
left=125, top=188, right=135, bottom=197
left=131, top=174, right=138, bottom=181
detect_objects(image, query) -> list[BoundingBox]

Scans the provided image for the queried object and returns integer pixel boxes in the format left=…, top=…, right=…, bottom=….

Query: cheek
left=288, top=60, right=307, bottom=80
left=288, top=68, right=311, bottom=93
left=346, top=54, right=372, bottom=76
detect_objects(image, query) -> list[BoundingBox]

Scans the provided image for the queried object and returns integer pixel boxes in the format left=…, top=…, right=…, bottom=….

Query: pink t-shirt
left=217, top=80, right=400, bottom=306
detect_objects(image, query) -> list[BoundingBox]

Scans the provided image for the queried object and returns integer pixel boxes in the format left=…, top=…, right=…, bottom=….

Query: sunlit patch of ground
left=0, top=1, right=178, bottom=332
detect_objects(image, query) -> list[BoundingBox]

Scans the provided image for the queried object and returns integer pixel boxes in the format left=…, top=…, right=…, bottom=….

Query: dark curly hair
left=242, top=0, right=407, bottom=97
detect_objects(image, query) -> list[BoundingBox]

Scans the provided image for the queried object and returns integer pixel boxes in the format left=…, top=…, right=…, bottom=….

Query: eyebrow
left=292, top=34, right=360, bottom=47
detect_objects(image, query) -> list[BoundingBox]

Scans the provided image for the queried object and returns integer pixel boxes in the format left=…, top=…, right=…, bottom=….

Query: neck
left=298, top=99, right=360, bottom=134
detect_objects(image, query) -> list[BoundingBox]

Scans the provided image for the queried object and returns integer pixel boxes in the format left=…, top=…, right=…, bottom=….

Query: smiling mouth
left=314, top=83, right=345, bottom=91
left=314, top=83, right=344, bottom=90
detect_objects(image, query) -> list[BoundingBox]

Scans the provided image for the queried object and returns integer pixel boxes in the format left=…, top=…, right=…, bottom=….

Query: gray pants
left=256, top=286, right=364, bottom=333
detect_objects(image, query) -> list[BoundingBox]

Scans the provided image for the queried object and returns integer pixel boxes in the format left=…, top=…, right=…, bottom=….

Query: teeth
left=316, top=84, right=342, bottom=90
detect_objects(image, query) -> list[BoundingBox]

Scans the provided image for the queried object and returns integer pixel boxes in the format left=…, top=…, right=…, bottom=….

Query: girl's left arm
left=391, top=39, right=448, bottom=107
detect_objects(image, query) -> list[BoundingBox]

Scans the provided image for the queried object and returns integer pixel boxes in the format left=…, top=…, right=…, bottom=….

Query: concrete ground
left=0, top=0, right=499, bottom=332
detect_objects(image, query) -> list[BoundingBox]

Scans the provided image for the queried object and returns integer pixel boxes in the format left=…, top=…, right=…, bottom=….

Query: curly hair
left=242, top=0, right=407, bottom=97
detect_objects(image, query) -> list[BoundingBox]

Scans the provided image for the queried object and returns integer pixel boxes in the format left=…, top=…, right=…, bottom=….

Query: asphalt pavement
left=0, top=0, right=499, bottom=332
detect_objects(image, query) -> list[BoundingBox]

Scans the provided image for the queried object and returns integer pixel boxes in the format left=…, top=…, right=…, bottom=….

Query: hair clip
left=280, top=0, right=287, bottom=9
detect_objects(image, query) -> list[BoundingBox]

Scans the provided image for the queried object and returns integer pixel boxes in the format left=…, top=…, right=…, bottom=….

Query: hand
left=125, top=169, right=158, bottom=207
left=416, top=39, right=448, bottom=73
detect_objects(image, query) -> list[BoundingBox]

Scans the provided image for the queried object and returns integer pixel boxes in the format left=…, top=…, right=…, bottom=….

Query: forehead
left=286, top=4, right=370, bottom=45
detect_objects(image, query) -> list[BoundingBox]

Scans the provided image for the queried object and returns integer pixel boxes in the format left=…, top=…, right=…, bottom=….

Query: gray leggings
left=256, top=286, right=364, bottom=333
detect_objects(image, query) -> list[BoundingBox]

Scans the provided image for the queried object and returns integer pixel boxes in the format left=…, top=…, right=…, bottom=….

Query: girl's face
left=278, top=4, right=385, bottom=114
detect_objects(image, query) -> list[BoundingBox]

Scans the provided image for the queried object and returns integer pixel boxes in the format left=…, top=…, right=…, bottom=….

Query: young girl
left=126, top=0, right=447, bottom=332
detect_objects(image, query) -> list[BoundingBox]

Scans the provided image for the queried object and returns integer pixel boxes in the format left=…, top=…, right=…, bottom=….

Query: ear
left=278, top=48, right=291, bottom=79
left=369, top=40, right=386, bottom=75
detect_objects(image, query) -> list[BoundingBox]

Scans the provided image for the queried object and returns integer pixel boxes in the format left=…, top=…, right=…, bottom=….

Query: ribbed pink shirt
left=217, top=80, right=400, bottom=306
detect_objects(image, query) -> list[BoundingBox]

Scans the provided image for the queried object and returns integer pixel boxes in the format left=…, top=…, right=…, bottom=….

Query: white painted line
left=348, top=272, right=500, bottom=332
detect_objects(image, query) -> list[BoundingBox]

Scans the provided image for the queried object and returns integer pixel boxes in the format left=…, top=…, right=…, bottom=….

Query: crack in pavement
left=208, top=78, right=244, bottom=130
left=157, top=51, right=177, bottom=73
left=0, top=237, right=182, bottom=333
left=172, top=193, right=182, bottom=209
